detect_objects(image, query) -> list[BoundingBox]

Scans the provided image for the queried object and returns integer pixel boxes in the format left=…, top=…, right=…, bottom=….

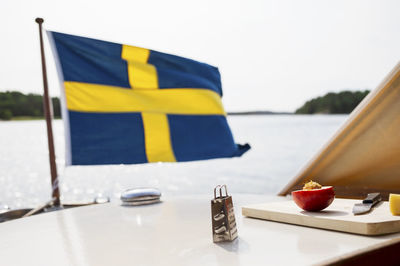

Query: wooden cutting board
left=242, top=198, right=400, bottom=235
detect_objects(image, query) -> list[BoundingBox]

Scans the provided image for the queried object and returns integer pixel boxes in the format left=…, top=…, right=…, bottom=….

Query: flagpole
left=35, top=18, right=61, bottom=206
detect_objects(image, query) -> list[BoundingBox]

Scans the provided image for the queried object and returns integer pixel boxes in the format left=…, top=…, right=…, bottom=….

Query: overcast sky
left=1, top=0, right=400, bottom=112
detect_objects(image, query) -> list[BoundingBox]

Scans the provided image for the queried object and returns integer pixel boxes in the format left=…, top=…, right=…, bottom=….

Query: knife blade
left=352, top=193, right=381, bottom=215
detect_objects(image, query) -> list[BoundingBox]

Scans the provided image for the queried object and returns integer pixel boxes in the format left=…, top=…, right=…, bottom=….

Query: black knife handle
left=363, top=193, right=381, bottom=204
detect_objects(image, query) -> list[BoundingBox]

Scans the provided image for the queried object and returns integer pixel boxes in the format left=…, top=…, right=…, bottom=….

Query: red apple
left=292, top=186, right=335, bottom=212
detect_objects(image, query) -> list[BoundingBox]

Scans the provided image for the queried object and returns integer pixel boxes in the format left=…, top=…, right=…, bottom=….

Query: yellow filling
left=303, top=181, right=322, bottom=190
left=389, top=194, right=400, bottom=216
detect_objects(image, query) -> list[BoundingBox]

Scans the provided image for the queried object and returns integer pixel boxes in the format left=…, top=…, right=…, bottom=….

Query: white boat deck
left=0, top=194, right=398, bottom=265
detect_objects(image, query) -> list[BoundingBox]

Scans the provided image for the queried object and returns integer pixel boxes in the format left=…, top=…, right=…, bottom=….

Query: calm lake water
left=0, top=115, right=347, bottom=208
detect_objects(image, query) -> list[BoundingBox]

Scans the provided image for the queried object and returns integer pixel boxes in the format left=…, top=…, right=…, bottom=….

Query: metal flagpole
left=35, top=18, right=61, bottom=206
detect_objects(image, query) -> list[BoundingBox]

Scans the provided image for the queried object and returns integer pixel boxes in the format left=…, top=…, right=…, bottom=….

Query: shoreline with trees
left=295, top=90, right=370, bottom=114
left=0, top=91, right=60, bottom=120
left=0, top=90, right=370, bottom=120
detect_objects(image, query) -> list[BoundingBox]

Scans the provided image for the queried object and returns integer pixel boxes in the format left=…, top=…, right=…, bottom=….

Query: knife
left=352, top=193, right=382, bottom=215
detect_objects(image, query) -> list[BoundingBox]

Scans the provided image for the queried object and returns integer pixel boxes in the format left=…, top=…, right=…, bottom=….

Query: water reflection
left=0, top=115, right=347, bottom=208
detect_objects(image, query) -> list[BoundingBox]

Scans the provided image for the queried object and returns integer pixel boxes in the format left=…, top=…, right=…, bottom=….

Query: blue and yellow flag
left=48, top=31, right=250, bottom=165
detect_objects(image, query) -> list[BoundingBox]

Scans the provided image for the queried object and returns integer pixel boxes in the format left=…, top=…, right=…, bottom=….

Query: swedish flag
left=48, top=31, right=250, bottom=165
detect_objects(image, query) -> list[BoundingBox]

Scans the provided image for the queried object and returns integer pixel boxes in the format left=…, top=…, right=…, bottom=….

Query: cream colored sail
left=279, top=62, right=400, bottom=200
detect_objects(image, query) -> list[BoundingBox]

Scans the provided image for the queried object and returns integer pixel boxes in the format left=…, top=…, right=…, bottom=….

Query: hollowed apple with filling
left=292, top=181, right=335, bottom=212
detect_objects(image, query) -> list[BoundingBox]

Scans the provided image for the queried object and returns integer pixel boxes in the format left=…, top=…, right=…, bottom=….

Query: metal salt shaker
left=211, top=185, right=238, bottom=242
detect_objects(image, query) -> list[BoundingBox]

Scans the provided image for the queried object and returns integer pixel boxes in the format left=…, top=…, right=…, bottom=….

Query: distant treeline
left=0, top=91, right=61, bottom=120
left=0, top=89, right=372, bottom=120
left=295, top=90, right=370, bottom=114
